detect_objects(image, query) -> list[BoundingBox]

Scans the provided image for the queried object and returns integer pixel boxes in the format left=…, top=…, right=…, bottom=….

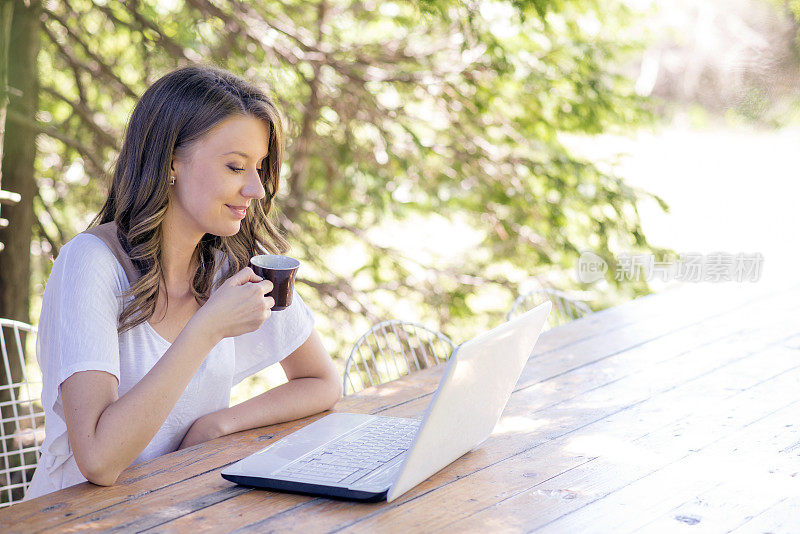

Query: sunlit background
left=1, top=0, right=798, bottom=404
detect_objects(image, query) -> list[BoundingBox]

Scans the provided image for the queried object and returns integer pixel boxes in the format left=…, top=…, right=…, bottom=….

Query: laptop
left=220, top=301, right=551, bottom=502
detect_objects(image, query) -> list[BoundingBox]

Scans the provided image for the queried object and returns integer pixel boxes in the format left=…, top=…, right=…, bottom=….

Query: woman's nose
left=244, top=169, right=266, bottom=200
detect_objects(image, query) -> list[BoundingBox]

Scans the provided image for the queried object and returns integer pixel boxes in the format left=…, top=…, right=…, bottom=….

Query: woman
left=24, top=65, right=341, bottom=500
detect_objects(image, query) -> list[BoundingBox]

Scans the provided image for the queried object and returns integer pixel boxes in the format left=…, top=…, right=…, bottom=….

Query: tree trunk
left=0, top=0, right=15, bottom=253
left=0, top=0, right=41, bottom=504
left=0, top=0, right=13, bottom=180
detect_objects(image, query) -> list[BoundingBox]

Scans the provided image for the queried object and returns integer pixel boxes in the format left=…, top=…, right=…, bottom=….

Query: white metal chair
left=506, top=288, right=592, bottom=329
left=0, top=318, right=44, bottom=508
left=343, top=320, right=457, bottom=396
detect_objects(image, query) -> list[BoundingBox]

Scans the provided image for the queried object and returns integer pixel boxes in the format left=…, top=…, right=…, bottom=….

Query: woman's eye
left=228, top=165, right=245, bottom=173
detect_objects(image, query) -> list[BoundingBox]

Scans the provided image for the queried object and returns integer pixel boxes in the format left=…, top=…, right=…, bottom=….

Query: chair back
left=506, top=288, right=591, bottom=329
left=0, top=318, right=43, bottom=507
left=343, top=320, right=456, bottom=396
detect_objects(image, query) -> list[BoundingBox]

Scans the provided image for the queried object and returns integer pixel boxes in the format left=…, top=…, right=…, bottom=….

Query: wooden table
left=2, top=281, right=798, bottom=532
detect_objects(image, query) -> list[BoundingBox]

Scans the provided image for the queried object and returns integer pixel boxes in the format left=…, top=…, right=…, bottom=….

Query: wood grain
left=151, top=288, right=800, bottom=532
left=0, top=282, right=795, bottom=533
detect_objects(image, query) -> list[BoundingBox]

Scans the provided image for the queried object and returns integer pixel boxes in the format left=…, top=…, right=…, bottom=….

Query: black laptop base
left=221, top=472, right=388, bottom=503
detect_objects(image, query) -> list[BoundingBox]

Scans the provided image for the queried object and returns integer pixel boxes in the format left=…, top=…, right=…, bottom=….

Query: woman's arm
left=192, top=329, right=341, bottom=443
left=62, top=315, right=222, bottom=486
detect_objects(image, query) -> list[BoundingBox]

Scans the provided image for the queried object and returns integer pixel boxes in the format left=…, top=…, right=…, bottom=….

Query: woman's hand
left=195, top=267, right=274, bottom=342
left=177, top=414, right=224, bottom=450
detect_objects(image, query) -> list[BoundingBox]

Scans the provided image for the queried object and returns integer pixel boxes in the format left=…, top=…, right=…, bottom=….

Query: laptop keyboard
left=273, top=416, right=421, bottom=485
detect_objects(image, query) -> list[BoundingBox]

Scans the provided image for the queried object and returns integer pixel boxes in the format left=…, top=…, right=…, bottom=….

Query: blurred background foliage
left=6, top=0, right=799, bottom=398
left=22, top=0, right=665, bottom=375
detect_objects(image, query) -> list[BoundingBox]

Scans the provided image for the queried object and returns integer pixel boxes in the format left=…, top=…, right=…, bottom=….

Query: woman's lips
left=226, top=205, right=246, bottom=218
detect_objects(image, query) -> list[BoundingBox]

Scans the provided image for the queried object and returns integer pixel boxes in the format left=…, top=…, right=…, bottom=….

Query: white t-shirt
left=23, top=232, right=314, bottom=501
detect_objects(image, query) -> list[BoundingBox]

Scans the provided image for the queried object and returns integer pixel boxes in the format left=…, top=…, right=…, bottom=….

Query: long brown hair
left=88, top=64, right=288, bottom=335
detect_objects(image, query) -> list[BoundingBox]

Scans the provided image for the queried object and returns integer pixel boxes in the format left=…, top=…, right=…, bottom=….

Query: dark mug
left=250, top=254, right=300, bottom=311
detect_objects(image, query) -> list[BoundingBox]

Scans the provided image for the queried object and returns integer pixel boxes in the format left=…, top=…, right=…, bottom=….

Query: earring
left=170, top=175, right=175, bottom=186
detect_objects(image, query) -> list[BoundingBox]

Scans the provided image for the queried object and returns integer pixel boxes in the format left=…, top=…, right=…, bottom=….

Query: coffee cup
left=250, top=254, right=300, bottom=311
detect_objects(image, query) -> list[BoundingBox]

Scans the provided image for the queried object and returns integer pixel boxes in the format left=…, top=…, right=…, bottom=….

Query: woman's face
left=169, top=114, right=269, bottom=238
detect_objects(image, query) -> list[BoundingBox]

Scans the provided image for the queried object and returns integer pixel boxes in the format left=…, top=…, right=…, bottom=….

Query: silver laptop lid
left=386, top=301, right=551, bottom=502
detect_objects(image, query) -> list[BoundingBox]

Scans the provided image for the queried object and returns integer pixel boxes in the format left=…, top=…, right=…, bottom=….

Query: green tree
left=0, top=0, right=41, bottom=506
left=22, top=0, right=665, bottom=366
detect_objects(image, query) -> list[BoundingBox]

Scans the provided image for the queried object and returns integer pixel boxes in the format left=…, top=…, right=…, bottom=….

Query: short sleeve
left=232, top=289, right=315, bottom=385
left=53, top=233, right=122, bottom=385
left=35, top=233, right=123, bottom=486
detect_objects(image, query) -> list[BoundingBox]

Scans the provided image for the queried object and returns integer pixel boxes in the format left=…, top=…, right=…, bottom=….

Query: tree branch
left=42, top=7, right=138, bottom=99
left=185, top=0, right=302, bottom=68
left=40, top=85, right=118, bottom=149
left=34, top=215, right=61, bottom=259
left=99, top=0, right=191, bottom=61
left=34, top=188, right=66, bottom=252
left=287, top=195, right=514, bottom=290
left=6, top=108, right=106, bottom=174
left=295, top=275, right=382, bottom=323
